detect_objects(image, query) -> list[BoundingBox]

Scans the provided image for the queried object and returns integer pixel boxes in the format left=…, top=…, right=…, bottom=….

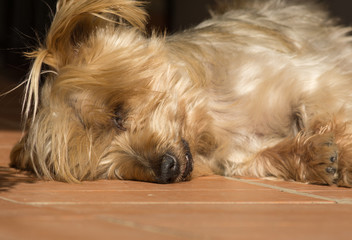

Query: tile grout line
left=226, top=177, right=352, bottom=204
left=98, top=215, right=200, bottom=240
left=0, top=196, right=333, bottom=206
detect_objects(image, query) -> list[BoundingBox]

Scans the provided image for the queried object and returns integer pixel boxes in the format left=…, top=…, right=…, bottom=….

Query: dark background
left=1, top=0, right=352, bottom=79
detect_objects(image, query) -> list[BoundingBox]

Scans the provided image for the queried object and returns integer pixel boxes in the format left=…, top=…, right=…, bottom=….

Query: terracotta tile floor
left=1, top=71, right=352, bottom=239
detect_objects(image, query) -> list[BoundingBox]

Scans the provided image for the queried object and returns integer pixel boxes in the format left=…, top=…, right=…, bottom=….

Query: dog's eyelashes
left=113, top=115, right=126, bottom=131
left=113, top=107, right=126, bottom=131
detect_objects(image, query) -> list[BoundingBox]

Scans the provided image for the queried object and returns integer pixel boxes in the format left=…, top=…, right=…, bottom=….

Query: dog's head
left=11, top=0, right=217, bottom=183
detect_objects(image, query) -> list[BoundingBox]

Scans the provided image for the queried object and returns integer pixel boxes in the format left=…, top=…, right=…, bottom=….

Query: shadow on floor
left=0, top=166, right=36, bottom=192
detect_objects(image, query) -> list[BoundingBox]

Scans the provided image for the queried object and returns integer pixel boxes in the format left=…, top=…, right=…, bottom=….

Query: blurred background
left=0, top=0, right=352, bottom=129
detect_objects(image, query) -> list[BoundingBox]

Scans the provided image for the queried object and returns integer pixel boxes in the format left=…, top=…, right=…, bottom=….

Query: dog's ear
left=23, top=0, right=148, bottom=121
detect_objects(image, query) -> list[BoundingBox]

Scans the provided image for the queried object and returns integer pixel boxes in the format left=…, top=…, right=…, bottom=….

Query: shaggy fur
left=10, top=0, right=352, bottom=187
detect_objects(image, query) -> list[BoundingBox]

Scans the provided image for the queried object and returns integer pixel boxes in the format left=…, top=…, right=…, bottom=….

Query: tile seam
left=98, top=215, right=200, bottom=240
left=0, top=197, right=334, bottom=206
left=0, top=196, right=29, bottom=205
left=226, top=177, right=352, bottom=204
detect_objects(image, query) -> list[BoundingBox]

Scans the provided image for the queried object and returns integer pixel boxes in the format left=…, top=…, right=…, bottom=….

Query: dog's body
left=10, top=0, right=352, bottom=186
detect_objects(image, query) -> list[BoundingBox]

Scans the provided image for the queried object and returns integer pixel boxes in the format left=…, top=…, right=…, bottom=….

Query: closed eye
left=113, top=105, right=127, bottom=131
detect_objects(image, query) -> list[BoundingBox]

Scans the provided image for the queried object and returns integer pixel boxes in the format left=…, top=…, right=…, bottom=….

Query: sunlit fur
left=10, top=0, right=352, bottom=186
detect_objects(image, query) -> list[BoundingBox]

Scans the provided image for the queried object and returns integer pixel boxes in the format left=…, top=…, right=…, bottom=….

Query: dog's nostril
left=158, top=153, right=180, bottom=184
left=163, top=154, right=177, bottom=170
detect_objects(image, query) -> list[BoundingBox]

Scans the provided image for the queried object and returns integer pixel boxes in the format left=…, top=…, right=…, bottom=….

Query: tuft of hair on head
left=22, top=0, right=148, bottom=125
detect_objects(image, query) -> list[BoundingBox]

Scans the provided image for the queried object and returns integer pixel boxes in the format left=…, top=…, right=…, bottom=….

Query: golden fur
left=10, top=0, right=352, bottom=186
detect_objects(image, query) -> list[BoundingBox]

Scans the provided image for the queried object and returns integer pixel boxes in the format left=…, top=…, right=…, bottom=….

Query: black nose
left=158, top=153, right=180, bottom=184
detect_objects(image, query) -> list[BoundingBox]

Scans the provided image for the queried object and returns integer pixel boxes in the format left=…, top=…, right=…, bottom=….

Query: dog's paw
left=335, top=152, right=352, bottom=188
left=302, top=132, right=339, bottom=185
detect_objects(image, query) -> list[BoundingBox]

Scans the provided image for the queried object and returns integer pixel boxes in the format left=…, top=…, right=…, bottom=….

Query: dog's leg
left=246, top=118, right=352, bottom=187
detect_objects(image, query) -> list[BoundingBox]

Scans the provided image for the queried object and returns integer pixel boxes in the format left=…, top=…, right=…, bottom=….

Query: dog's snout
left=158, top=153, right=180, bottom=184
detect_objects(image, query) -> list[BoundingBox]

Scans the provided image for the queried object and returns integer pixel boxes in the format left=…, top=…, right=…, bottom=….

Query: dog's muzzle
left=157, top=140, right=193, bottom=184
